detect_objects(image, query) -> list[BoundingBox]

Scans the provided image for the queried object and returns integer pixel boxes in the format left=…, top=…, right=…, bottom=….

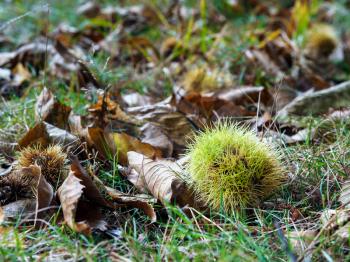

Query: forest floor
left=1, top=1, right=350, bottom=261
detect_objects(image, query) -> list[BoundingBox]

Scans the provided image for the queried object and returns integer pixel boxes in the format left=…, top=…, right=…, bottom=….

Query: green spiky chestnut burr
left=186, top=122, right=284, bottom=213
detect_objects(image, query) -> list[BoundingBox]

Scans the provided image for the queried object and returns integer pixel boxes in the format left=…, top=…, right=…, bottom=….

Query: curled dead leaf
left=70, top=158, right=113, bottom=209
left=89, top=173, right=157, bottom=222
left=140, top=123, right=173, bottom=157
left=18, top=122, right=79, bottom=149
left=127, top=100, right=195, bottom=155
left=126, top=152, right=202, bottom=210
left=57, top=161, right=109, bottom=234
left=174, top=92, right=255, bottom=127
left=279, top=80, right=350, bottom=116
left=215, top=86, right=272, bottom=107
left=85, top=127, right=162, bottom=165
left=89, top=92, right=137, bottom=127
left=105, top=186, right=156, bottom=223
left=57, top=171, right=90, bottom=234
left=113, top=132, right=162, bottom=166
left=21, top=164, right=54, bottom=225
left=35, top=87, right=72, bottom=129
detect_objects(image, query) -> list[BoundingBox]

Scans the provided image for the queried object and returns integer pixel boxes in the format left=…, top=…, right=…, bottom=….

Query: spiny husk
left=0, top=165, right=40, bottom=205
left=18, top=145, right=67, bottom=186
left=186, top=122, right=284, bottom=213
left=305, top=24, right=339, bottom=59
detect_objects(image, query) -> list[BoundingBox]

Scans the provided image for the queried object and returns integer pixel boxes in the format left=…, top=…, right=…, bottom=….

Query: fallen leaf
left=12, top=63, right=31, bottom=85
left=70, top=158, right=113, bottom=209
left=53, top=40, right=101, bottom=89
left=126, top=151, right=203, bottom=210
left=21, top=165, right=54, bottom=225
left=127, top=100, right=195, bottom=155
left=140, top=123, right=173, bottom=157
left=86, top=127, right=116, bottom=160
left=105, top=186, right=156, bottom=223
left=215, top=86, right=272, bottom=107
left=57, top=171, right=90, bottom=234
left=174, top=92, right=255, bottom=127
left=263, top=128, right=315, bottom=145
left=113, top=132, right=162, bottom=165
left=89, top=92, right=137, bottom=127
left=77, top=1, right=101, bottom=18
left=90, top=174, right=157, bottom=222
left=57, top=161, right=110, bottom=234
left=18, top=122, right=79, bottom=149
left=0, top=40, right=55, bottom=69
left=122, top=92, right=154, bottom=107
left=279, top=80, right=350, bottom=116
left=0, top=63, right=31, bottom=98
left=84, top=126, right=162, bottom=164
left=35, top=87, right=72, bottom=129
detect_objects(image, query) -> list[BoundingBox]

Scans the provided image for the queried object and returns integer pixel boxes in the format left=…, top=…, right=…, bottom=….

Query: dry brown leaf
left=70, top=158, right=113, bottom=209
left=127, top=100, right=195, bottom=155
left=127, top=151, right=201, bottom=210
left=35, top=87, right=72, bottom=129
left=0, top=62, right=31, bottom=97
left=18, top=122, right=79, bottom=149
left=68, top=113, right=88, bottom=138
left=140, top=123, right=173, bottom=157
left=279, top=80, right=350, bottom=116
left=12, top=63, right=31, bottom=85
left=263, top=128, right=315, bottom=145
left=215, top=86, right=272, bottom=107
left=21, top=165, right=54, bottom=223
left=268, top=86, right=298, bottom=112
left=127, top=152, right=181, bottom=202
left=88, top=92, right=137, bottom=127
left=175, top=92, right=255, bottom=127
left=122, top=92, right=154, bottom=107
left=77, top=1, right=101, bottom=18
left=113, top=132, right=162, bottom=166
left=86, top=127, right=116, bottom=159
left=84, top=126, right=162, bottom=164
left=119, top=36, right=159, bottom=61
left=0, top=41, right=55, bottom=69
left=90, top=174, right=157, bottom=222
left=57, top=161, right=109, bottom=234
left=57, top=171, right=90, bottom=234
left=105, top=186, right=156, bottom=223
